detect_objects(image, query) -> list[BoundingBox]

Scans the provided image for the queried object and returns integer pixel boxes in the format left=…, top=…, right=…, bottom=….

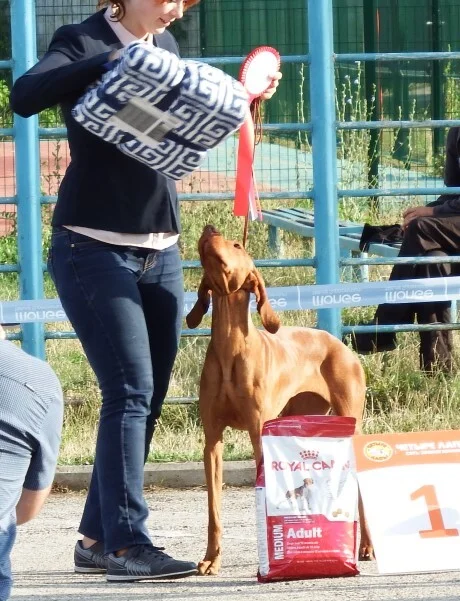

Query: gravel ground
left=10, top=487, right=460, bottom=601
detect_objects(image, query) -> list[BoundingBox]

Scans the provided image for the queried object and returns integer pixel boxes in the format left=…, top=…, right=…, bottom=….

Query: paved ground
left=9, top=486, right=460, bottom=601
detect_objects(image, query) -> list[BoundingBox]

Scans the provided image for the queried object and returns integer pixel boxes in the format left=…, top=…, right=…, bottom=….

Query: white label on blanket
left=109, top=97, right=183, bottom=148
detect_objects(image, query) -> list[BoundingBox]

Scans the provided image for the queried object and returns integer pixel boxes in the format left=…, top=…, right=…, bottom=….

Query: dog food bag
left=256, top=415, right=359, bottom=582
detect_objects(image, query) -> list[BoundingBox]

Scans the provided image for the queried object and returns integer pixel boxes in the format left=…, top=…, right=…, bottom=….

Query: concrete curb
left=54, top=461, right=255, bottom=490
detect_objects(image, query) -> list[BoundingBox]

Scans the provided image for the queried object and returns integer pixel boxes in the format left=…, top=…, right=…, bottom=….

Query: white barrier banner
left=2, top=275, right=460, bottom=323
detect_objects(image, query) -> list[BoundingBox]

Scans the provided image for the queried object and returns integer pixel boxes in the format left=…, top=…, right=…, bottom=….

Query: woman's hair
left=97, top=0, right=200, bottom=21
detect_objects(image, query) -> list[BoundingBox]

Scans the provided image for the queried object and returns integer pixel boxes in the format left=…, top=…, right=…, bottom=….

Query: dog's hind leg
left=327, top=364, right=374, bottom=561
left=199, top=424, right=225, bottom=576
left=357, top=495, right=374, bottom=560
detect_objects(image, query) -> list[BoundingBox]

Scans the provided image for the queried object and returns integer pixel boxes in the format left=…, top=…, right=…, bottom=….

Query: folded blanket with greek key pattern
left=72, top=41, right=248, bottom=180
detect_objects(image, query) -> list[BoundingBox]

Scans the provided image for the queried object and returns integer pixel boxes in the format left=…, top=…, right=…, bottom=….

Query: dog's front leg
left=199, top=432, right=224, bottom=575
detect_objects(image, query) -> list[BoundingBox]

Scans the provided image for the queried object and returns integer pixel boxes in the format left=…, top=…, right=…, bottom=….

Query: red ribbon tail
left=234, top=109, right=255, bottom=217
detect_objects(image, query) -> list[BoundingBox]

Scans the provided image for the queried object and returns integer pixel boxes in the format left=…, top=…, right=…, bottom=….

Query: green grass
left=1, top=198, right=459, bottom=466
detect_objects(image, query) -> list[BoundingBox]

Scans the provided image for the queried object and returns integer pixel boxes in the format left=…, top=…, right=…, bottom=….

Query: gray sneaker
left=74, top=540, right=108, bottom=573
left=106, top=544, right=198, bottom=582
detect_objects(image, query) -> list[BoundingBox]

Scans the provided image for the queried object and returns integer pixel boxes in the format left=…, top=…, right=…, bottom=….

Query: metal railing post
left=11, top=0, right=45, bottom=358
left=307, top=0, right=341, bottom=337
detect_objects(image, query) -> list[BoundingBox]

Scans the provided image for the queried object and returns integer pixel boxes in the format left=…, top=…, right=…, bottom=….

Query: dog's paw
left=197, top=557, right=222, bottom=575
left=358, top=543, right=375, bottom=561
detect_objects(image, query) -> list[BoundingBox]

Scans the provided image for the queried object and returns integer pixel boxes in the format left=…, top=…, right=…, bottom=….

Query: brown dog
left=186, top=225, right=373, bottom=575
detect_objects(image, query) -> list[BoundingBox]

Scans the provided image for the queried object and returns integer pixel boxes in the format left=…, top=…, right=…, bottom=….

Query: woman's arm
left=10, top=24, right=113, bottom=117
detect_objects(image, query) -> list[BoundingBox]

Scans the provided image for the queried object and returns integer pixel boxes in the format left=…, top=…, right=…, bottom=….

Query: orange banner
left=353, top=430, right=460, bottom=471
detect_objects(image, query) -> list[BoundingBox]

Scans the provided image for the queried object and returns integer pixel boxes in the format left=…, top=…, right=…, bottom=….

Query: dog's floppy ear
left=186, top=276, right=212, bottom=328
left=244, top=268, right=280, bottom=334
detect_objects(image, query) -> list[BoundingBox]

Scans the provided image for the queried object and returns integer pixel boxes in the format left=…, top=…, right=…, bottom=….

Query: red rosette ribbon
left=233, top=46, right=280, bottom=221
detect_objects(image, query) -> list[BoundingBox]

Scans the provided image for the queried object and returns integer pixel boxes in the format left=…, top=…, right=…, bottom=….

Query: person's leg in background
left=0, top=520, right=15, bottom=601
left=405, top=217, right=460, bottom=372
left=0, top=452, right=32, bottom=599
left=417, top=294, right=452, bottom=373
left=413, top=258, right=453, bottom=374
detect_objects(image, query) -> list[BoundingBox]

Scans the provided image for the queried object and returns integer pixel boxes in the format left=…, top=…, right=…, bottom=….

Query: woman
left=10, top=0, right=280, bottom=583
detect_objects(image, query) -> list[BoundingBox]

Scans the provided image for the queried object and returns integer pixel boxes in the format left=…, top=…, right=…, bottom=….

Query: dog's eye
left=234, top=243, right=242, bottom=249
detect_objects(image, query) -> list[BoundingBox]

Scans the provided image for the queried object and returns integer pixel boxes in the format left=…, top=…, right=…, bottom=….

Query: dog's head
left=186, top=225, right=280, bottom=333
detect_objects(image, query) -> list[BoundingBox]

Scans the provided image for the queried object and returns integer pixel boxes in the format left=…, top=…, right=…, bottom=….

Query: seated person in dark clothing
left=351, top=126, right=460, bottom=372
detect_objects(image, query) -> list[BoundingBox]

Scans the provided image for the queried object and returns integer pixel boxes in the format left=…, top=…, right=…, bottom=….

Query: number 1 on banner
left=411, top=484, right=459, bottom=539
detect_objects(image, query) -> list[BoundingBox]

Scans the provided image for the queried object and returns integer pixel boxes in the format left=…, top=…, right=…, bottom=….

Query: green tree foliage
left=0, top=1, right=11, bottom=61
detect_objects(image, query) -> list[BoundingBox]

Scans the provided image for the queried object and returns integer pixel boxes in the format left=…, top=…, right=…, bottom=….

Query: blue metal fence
left=2, top=0, right=460, bottom=363
left=10, top=0, right=44, bottom=358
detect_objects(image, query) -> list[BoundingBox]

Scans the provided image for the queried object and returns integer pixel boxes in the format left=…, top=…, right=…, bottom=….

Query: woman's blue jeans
left=48, top=227, right=184, bottom=554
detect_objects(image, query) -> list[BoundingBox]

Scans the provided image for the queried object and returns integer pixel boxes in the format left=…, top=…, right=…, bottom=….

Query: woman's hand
left=402, top=205, right=434, bottom=230
left=260, top=71, right=282, bottom=101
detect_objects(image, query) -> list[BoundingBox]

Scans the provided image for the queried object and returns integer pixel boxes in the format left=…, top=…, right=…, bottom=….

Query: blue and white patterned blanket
left=72, top=42, right=248, bottom=180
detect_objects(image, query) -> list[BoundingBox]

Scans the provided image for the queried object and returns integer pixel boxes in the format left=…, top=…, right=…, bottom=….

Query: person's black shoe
left=74, top=540, right=108, bottom=573
left=346, top=324, right=397, bottom=354
left=106, top=544, right=198, bottom=582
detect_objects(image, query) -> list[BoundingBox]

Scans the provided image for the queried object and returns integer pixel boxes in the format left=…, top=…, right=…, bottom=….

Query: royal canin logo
left=271, top=449, right=348, bottom=472
left=299, top=449, right=319, bottom=460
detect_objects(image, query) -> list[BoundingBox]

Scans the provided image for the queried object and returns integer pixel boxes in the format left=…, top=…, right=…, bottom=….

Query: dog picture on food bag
left=280, top=477, right=316, bottom=514
left=265, top=436, right=358, bottom=520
